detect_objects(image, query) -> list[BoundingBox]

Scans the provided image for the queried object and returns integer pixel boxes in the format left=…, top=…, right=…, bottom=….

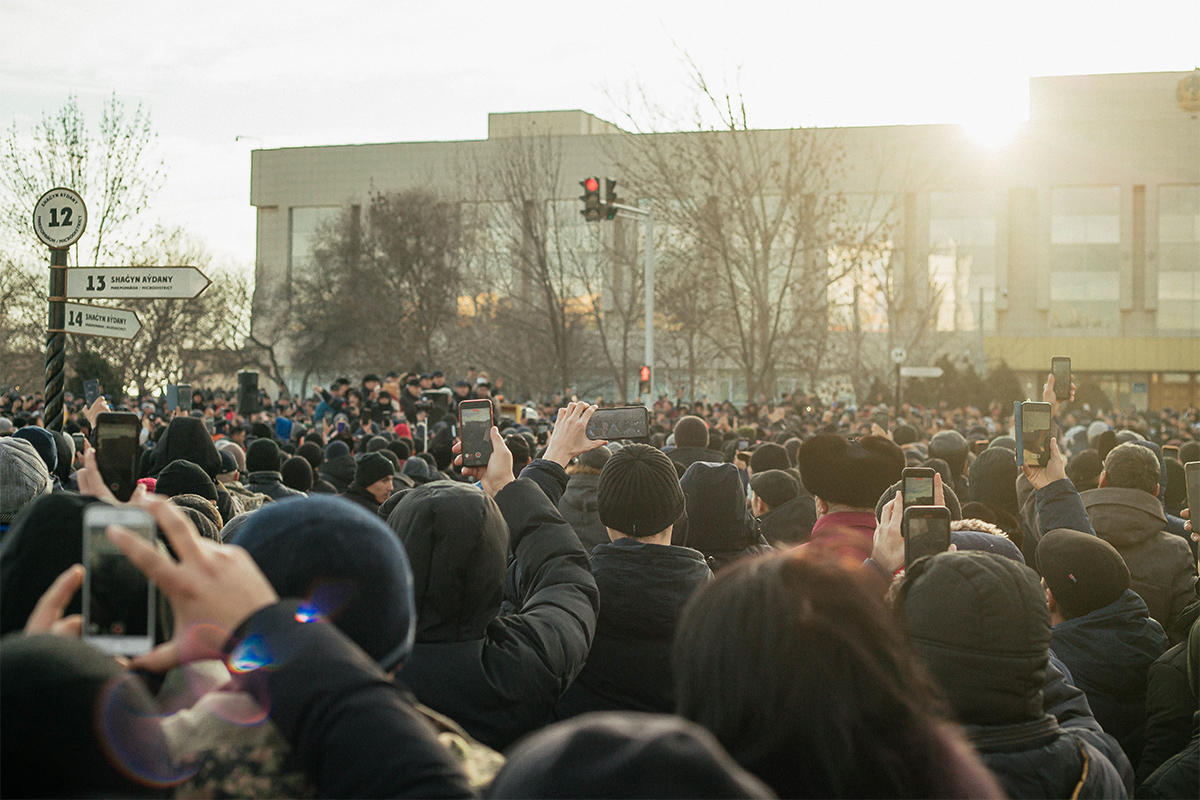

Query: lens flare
left=228, top=634, right=273, bottom=674
left=98, top=673, right=198, bottom=787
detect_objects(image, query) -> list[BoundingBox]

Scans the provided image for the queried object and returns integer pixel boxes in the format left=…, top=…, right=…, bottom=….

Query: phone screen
left=586, top=407, right=650, bottom=440
left=904, top=476, right=935, bottom=506
left=83, top=505, right=155, bottom=656
left=166, top=384, right=179, bottom=412
left=1162, top=445, right=1179, bottom=462
left=459, top=403, right=493, bottom=467
left=84, top=379, right=101, bottom=407
left=95, top=414, right=141, bottom=501
left=904, top=509, right=951, bottom=565
left=1051, top=357, right=1071, bottom=401
left=1021, top=405, right=1052, bottom=467
left=1186, top=462, right=1200, bottom=520
left=179, top=384, right=192, bottom=412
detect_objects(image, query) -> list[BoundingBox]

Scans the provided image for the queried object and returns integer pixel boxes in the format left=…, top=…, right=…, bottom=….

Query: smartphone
left=178, top=383, right=192, bottom=413
left=71, top=432, right=86, bottom=452
left=166, top=384, right=179, bottom=412
left=237, top=370, right=260, bottom=416
left=84, top=379, right=101, bottom=407
left=1015, top=401, right=1053, bottom=468
left=973, top=439, right=990, bottom=455
left=82, top=504, right=156, bottom=656
left=417, top=421, right=428, bottom=453
left=1186, top=461, right=1200, bottom=520
left=94, top=412, right=141, bottom=501
left=1051, top=357, right=1071, bottom=401
left=586, top=406, right=650, bottom=441
left=1161, top=445, right=1179, bottom=462
left=903, top=505, right=952, bottom=566
left=902, top=467, right=936, bottom=506
left=738, top=439, right=750, bottom=451
left=458, top=399, right=494, bottom=467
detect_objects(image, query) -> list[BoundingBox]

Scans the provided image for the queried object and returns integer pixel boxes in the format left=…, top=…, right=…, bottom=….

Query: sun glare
left=961, top=115, right=1026, bottom=149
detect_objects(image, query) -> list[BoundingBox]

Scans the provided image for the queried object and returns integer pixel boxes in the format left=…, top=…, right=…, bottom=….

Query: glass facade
left=928, top=191, right=997, bottom=332
left=289, top=206, right=342, bottom=280
left=1158, top=185, right=1200, bottom=332
left=827, top=193, right=896, bottom=333
left=1049, top=186, right=1120, bottom=329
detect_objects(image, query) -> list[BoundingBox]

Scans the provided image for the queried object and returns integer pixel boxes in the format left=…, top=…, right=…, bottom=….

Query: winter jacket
left=1016, top=476, right=1096, bottom=568
left=666, top=446, right=723, bottom=472
left=341, top=482, right=382, bottom=514
left=244, top=470, right=306, bottom=502
left=553, top=538, right=711, bottom=718
left=141, top=416, right=241, bottom=524
left=1137, top=641, right=1195, bottom=783
left=390, top=478, right=599, bottom=751
left=1083, top=487, right=1197, bottom=638
left=310, top=475, right=339, bottom=494
left=802, top=510, right=876, bottom=562
left=222, top=479, right=270, bottom=512
left=756, top=494, right=816, bottom=546
left=557, top=473, right=608, bottom=553
left=319, top=454, right=357, bottom=494
left=679, top=462, right=774, bottom=572
left=1051, top=589, right=1169, bottom=760
left=1138, top=724, right=1198, bottom=799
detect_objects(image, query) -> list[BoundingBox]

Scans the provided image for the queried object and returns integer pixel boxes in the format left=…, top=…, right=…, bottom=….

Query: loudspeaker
left=237, top=370, right=260, bottom=417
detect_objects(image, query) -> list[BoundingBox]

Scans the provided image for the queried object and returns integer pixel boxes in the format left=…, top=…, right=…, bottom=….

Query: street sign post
left=33, top=187, right=87, bottom=249
left=900, top=366, right=945, bottom=379
left=63, top=302, right=141, bottom=340
left=66, top=266, right=211, bottom=300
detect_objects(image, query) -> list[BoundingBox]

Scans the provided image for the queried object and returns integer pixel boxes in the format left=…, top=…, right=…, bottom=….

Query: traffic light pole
left=610, top=202, right=654, bottom=405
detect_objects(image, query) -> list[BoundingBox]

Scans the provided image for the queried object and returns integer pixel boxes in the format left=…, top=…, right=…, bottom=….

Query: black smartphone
left=902, top=467, right=936, bottom=506
left=165, top=384, right=179, bottom=412
left=84, top=379, right=101, bottom=407
left=1161, top=445, right=1179, bottom=462
left=903, top=505, right=952, bottom=566
left=178, top=383, right=192, bottom=412
left=237, top=370, right=260, bottom=416
left=82, top=504, right=156, bottom=656
left=71, top=432, right=86, bottom=452
left=1015, top=401, right=1053, bottom=468
left=458, top=399, right=494, bottom=467
left=1051, top=357, right=1071, bottom=401
left=586, top=406, right=650, bottom=441
left=94, top=412, right=141, bottom=501
left=973, top=439, right=990, bottom=455
left=1186, top=461, right=1200, bottom=521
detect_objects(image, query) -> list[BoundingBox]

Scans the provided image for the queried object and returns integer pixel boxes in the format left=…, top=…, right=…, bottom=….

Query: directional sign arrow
left=900, top=366, right=945, bottom=379
left=66, top=266, right=211, bottom=300
left=63, top=302, right=141, bottom=340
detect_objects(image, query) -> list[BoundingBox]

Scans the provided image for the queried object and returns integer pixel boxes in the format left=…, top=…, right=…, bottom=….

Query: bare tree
left=0, top=250, right=44, bottom=390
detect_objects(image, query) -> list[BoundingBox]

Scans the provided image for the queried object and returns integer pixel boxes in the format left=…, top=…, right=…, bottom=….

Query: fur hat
left=798, top=434, right=904, bottom=509
left=598, top=444, right=685, bottom=537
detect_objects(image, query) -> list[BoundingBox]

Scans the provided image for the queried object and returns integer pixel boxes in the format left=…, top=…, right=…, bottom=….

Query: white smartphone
left=82, top=504, right=156, bottom=656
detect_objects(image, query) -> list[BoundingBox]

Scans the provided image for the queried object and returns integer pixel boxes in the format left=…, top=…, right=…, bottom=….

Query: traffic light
left=580, top=177, right=602, bottom=222
left=639, top=365, right=650, bottom=395
left=605, top=178, right=618, bottom=220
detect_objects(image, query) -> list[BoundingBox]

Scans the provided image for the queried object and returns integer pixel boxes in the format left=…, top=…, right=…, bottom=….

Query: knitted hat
left=366, top=436, right=388, bottom=453
left=749, top=469, right=799, bottom=511
left=967, top=448, right=1019, bottom=520
left=576, top=446, right=611, bottom=472
left=281, top=455, right=314, bottom=493
left=749, top=443, right=789, bottom=474
left=598, top=444, right=685, bottom=537
left=355, top=452, right=393, bottom=488
left=297, top=441, right=324, bottom=470
left=12, top=427, right=57, bottom=476
left=798, top=434, right=904, bottom=509
left=153, top=459, right=218, bottom=502
left=324, top=439, right=351, bottom=460
left=892, top=424, right=919, bottom=446
left=928, top=430, right=968, bottom=476
left=217, top=449, right=238, bottom=476
left=0, top=438, right=52, bottom=525
left=1065, top=450, right=1103, bottom=493
left=1037, top=529, right=1130, bottom=619
left=245, top=438, right=281, bottom=473
left=233, top=495, right=415, bottom=670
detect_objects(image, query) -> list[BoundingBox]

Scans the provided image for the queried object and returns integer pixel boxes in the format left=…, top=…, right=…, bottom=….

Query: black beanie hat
left=892, top=424, right=919, bottom=446
left=297, top=441, right=324, bottom=471
left=245, top=438, right=281, bottom=473
left=929, top=430, right=969, bottom=476
left=1066, top=449, right=1103, bottom=493
left=598, top=443, right=685, bottom=537
left=1037, top=529, right=1130, bottom=619
left=355, top=452, right=394, bottom=489
left=153, top=459, right=218, bottom=502
left=324, top=439, right=351, bottom=460
left=749, top=443, right=789, bottom=474
left=217, top=449, right=238, bottom=475
left=749, top=469, right=799, bottom=510
left=281, top=455, right=314, bottom=493
left=797, top=434, right=904, bottom=509
left=366, top=436, right=388, bottom=453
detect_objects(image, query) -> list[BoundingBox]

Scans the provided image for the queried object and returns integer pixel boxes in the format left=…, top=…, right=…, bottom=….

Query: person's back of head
left=1066, top=449, right=1103, bottom=493
left=245, top=438, right=281, bottom=473
left=153, top=459, right=218, bottom=502
left=598, top=444, right=685, bottom=539
left=673, top=416, right=709, bottom=450
left=1037, top=528, right=1130, bottom=621
left=1094, top=430, right=1118, bottom=462
left=749, top=470, right=798, bottom=514
left=748, top=443, right=788, bottom=476
left=1178, top=440, right=1199, bottom=465
left=0, top=437, right=52, bottom=528
left=281, top=455, right=314, bottom=493
left=680, top=461, right=758, bottom=555
left=504, top=433, right=531, bottom=477
left=928, top=430, right=968, bottom=477
left=783, top=437, right=802, bottom=468
left=297, top=441, right=324, bottom=471
left=1101, top=442, right=1160, bottom=496
left=797, top=434, right=904, bottom=513
left=892, top=424, right=919, bottom=446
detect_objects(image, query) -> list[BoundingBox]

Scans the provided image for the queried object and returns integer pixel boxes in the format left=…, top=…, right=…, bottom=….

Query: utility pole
left=609, top=201, right=654, bottom=405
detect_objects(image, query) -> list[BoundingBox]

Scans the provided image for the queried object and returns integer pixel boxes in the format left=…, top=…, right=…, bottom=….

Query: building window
left=827, top=193, right=897, bottom=333
left=289, top=206, right=342, bottom=281
left=928, top=191, right=997, bottom=332
left=1049, top=187, right=1120, bottom=330
left=1158, top=185, right=1200, bottom=332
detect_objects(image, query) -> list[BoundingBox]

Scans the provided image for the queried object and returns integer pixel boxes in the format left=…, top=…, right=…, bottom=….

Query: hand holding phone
left=1015, top=401, right=1053, bottom=468
left=542, top=401, right=604, bottom=468
left=452, top=425, right=513, bottom=497
left=458, top=399, right=495, bottom=467
left=83, top=504, right=157, bottom=656
left=902, top=467, right=936, bottom=506
left=903, top=505, right=952, bottom=567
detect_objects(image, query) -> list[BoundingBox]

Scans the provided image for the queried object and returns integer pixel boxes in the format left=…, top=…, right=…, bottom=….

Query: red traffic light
left=640, top=365, right=650, bottom=381
left=584, top=177, right=599, bottom=192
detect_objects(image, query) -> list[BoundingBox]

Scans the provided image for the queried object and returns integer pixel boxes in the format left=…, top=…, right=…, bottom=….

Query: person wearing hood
left=342, top=452, right=395, bottom=513
left=319, top=439, right=357, bottom=493
left=143, top=416, right=239, bottom=524
left=796, top=433, right=905, bottom=562
left=1081, top=442, right=1196, bottom=640
left=665, top=416, right=723, bottom=472
left=1040, top=528, right=1169, bottom=762
left=679, top=461, right=773, bottom=572
left=749, top=469, right=815, bottom=547
left=297, top=441, right=338, bottom=494
left=387, top=402, right=600, bottom=751
left=243, top=439, right=305, bottom=502
left=965, top=447, right=1023, bottom=543
left=557, top=446, right=611, bottom=553
left=553, top=444, right=712, bottom=719
left=898, top=550, right=1132, bottom=798
left=1139, top=613, right=1200, bottom=785
left=0, top=437, right=52, bottom=536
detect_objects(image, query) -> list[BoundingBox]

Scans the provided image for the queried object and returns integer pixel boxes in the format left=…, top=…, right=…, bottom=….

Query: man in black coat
left=386, top=403, right=600, bottom=750
left=749, top=469, right=815, bottom=547
left=341, top=452, right=395, bottom=514
left=243, top=439, right=306, bottom=502
left=554, top=444, right=712, bottom=719
left=665, top=416, right=723, bottom=472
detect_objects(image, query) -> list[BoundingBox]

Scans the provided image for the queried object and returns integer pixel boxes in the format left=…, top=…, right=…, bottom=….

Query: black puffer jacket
left=388, top=479, right=598, bottom=751
left=1051, top=588, right=1168, bottom=761
left=553, top=538, right=711, bottom=718
left=756, top=494, right=816, bottom=547
left=1138, top=641, right=1194, bottom=783
left=557, top=473, right=607, bottom=554
left=142, top=417, right=239, bottom=523
left=679, top=462, right=773, bottom=572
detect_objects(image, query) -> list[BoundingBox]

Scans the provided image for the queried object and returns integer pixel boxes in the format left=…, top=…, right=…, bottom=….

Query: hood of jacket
left=757, top=495, right=815, bottom=546
left=560, top=473, right=600, bottom=515
left=590, top=539, right=711, bottom=640
left=147, top=417, right=221, bottom=478
left=1050, top=588, right=1168, bottom=700
left=1081, top=487, right=1167, bottom=548
left=319, top=453, right=357, bottom=491
left=387, top=482, right=508, bottom=643
left=680, top=462, right=759, bottom=556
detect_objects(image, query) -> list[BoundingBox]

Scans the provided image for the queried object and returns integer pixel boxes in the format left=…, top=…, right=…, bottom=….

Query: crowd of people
left=0, top=366, right=1197, bottom=798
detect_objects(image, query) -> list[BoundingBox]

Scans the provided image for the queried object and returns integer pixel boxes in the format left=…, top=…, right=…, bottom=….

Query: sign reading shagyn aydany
left=33, top=187, right=87, bottom=249
left=63, top=302, right=141, bottom=340
left=65, top=266, right=211, bottom=300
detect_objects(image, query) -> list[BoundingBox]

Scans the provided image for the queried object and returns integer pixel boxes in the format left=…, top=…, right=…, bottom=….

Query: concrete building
left=250, top=70, right=1200, bottom=408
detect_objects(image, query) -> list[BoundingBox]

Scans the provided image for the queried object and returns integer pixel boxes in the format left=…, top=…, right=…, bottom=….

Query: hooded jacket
left=1082, top=487, right=1196, bottom=637
left=1138, top=640, right=1195, bottom=783
left=553, top=538, right=712, bottom=718
left=320, top=453, right=357, bottom=494
left=557, top=472, right=608, bottom=554
left=679, top=462, right=773, bottom=572
left=1050, top=588, right=1168, bottom=761
left=388, top=478, right=599, bottom=751
left=756, top=494, right=816, bottom=546
left=341, top=481, right=384, bottom=514
left=143, top=416, right=239, bottom=524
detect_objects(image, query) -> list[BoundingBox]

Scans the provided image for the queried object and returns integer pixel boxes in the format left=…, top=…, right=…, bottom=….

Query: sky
left=2, top=0, right=1197, bottom=271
